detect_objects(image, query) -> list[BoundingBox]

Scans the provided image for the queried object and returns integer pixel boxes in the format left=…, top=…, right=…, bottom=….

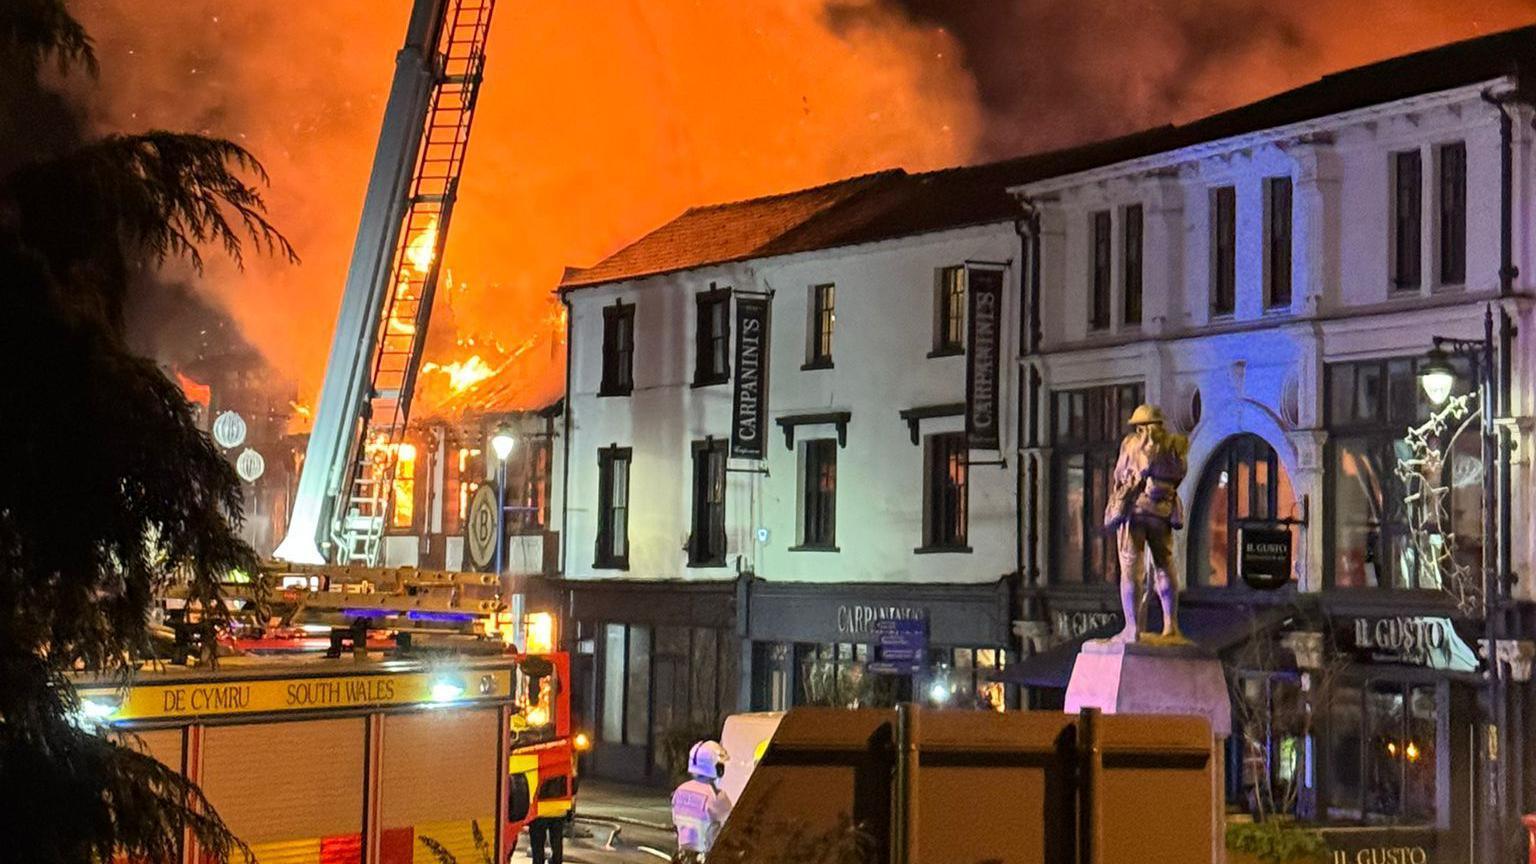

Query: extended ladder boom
left=276, top=0, right=496, bottom=565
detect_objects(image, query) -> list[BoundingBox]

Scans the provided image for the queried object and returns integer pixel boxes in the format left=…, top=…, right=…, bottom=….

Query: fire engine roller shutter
left=201, top=717, right=365, bottom=864
left=129, top=728, right=184, bottom=771
left=379, top=707, right=498, bottom=864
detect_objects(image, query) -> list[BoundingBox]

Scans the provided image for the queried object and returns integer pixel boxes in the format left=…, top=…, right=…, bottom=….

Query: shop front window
left=1189, top=435, right=1298, bottom=587
left=1326, top=680, right=1440, bottom=825
left=796, top=642, right=877, bottom=708
left=1233, top=672, right=1309, bottom=819
left=1051, top=383, right=1144, bottom=583
left=1328, top=357, right=1479, bottom=589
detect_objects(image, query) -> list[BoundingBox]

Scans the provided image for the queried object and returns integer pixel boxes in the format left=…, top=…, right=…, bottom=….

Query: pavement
left=508, top=779, right=677, bottom=864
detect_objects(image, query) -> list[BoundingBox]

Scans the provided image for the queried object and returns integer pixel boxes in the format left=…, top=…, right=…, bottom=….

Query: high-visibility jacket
left=672, top=778, right=732, bottom=853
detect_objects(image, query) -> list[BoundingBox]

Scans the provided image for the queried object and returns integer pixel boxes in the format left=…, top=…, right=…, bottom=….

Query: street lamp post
left=1417, top=304, right=1517, bottom=862
left=490, top=428, right=515, bottom=579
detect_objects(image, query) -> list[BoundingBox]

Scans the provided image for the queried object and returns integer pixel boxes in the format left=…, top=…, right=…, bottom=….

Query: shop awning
left=996, top=604, right=1297, bottom=689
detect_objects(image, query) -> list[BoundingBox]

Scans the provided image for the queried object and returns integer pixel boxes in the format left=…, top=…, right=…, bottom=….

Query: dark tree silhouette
left=0, top=3, right=294, bottom=862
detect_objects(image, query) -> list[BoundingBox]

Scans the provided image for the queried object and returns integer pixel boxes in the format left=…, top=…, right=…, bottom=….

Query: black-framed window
left=694, top=287, right=731, bottom=386
left=1211, top=186, right=1237, bottom=316
left=1327, top=356, right=1478, bottom=589
left=1050, top=383, right=1143, bottom=583
left=1437, top=141, right=1466, bottom=285
left=1392, top=150, right=1423, bottom=290
left=807, top=283, right=835, bottom=368
left=1232, top=670, right=1308, bottom=817
left=1122, top=204, right=1143, bottom=326
left=595, top=446, right=630, bottom=569
left=934, top=266, right=965, bottom=355
left=599, top=622, right=651, bottom=746
left=797, top=438, right=837, bottom=549
left=599, top=300, right=634, bottom=396
left=1324, top=679, right=1440, bottom=826
left=1090, top=210, right=1112, bottom=330
left=921, top=432, right=968, bottom=551
left=1265, top=176, right=1293, bottom=309
left=1188, top=434, right=1298, bottom=588
left=507, top=436, right=552, bottom=534
left=390, top=441, right=420, bottom=530
left=688, top=438, right=727, bottom=566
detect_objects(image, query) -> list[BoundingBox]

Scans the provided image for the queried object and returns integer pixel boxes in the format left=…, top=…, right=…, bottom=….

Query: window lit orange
left=392, top=442, right=417, bottom=528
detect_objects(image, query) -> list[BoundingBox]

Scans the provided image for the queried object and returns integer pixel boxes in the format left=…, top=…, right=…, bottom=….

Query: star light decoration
left=1394, top=391, right=1482, bottom=615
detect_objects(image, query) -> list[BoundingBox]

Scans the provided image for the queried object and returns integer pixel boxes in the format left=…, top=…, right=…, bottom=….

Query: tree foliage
left=0, top=3, right=292, bottom=862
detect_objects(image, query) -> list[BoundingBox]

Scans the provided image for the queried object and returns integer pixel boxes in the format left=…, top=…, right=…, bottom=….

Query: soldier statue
left=1102, top=404, right=1191, bottom=644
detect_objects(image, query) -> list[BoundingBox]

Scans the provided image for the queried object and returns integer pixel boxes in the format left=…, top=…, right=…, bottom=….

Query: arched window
left=1189, top=434, right=1299, bottom=588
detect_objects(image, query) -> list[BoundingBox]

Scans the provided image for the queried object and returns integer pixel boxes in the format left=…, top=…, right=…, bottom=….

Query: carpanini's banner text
left=965, top=266, right=1003, bottom=449
left=731, top=294, right=772, bottom=459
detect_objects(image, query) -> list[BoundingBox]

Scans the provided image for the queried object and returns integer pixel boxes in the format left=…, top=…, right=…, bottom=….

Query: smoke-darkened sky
left=888, top=0, right=1536, bottom=157
left=54, top=1, right=1536, bottom=410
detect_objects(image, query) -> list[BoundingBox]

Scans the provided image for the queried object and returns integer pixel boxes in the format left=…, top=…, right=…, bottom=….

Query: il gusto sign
left=836, top=604, right=925, bottom=637
left=1239, top=527, right=1292, bottom=590
left=1330, top=849, right=1430, bottom=864
left=1344, top=616, right=1479, bottom=672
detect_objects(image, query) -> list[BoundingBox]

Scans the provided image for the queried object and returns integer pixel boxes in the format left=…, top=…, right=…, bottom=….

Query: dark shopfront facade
left=556, top=574, right=1018, bottom=784
left=1023, top=583, right=1497, bottom=862
left=557, top=577, right=741, bottom=784
left=743, top=577, right=1018, bottom=713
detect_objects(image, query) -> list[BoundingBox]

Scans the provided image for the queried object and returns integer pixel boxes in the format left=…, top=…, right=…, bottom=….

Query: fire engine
left=147, top=563, right=584, bottom=862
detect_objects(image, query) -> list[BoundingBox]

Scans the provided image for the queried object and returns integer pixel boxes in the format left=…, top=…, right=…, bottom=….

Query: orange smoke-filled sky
left=66, top=1, right=1536, bottom=409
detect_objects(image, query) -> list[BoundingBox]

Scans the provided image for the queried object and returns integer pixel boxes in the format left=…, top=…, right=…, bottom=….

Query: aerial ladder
left=275, top=0, right=497, bottom=565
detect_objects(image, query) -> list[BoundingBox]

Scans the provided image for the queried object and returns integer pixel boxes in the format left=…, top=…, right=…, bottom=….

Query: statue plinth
left=1064, top=639, right=1230, bottom=737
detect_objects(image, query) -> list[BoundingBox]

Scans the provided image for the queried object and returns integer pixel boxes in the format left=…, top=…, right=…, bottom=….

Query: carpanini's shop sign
left=78, top=667, right=512, bottom=722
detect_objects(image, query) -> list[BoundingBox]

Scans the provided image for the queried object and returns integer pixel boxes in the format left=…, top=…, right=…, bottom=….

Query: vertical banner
left=731, top=294, right=772, bottom=459
left=965, top=266, right=1003, bottom=449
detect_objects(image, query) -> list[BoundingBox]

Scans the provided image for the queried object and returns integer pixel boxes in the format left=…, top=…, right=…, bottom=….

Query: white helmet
left=688, top=740, right=729, bottom=781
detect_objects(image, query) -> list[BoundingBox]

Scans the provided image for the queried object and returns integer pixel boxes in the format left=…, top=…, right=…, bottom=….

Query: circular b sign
left=465, top=484, right=499, bottom=571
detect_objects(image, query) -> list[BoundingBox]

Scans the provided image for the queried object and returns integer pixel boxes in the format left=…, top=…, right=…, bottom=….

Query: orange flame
left=422, top=354, right=497, bottom=393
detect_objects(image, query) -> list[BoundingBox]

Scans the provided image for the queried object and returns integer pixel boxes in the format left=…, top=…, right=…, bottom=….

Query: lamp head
left=1418, top=347, right=1457, bottom=406
left=490, top=428, right=515, bottom=461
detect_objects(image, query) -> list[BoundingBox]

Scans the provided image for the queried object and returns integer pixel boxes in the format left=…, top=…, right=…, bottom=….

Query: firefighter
left=527, top=813, right=563, bottom=864
left=672, top=740, right=733, bottom=856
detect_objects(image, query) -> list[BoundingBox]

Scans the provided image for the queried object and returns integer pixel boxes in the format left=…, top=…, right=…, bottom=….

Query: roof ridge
left=679, top=168, right=907, bottom=215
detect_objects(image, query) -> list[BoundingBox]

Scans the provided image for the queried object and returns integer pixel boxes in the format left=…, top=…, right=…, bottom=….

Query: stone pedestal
left=1064, top=639, right=1231, bottom=736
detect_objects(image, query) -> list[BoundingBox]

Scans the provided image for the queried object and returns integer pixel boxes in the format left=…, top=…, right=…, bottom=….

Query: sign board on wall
left=1240, top=527, right=1293, bottom=590
left=868, top=618, right=928, bottom=675
left=465, top=483, right=499, bottom=570
left=1338, top=616, right=1480, bottom=672
left=731, top=294, right=772, bottom=459
left=964, top=266, right=1003, bottom=450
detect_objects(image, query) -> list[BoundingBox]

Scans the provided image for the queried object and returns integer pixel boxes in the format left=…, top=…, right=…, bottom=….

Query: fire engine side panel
left=129, top=728, right=185, bottom=772
left=378, top=707, right=498, bottom=864
left=200, top=718, right=366, bottom=861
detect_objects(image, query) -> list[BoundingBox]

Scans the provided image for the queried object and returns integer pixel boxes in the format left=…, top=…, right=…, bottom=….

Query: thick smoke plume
left=888, top=0, right=1536, bottom=158
left=67, top=0, right=980, bottom=411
